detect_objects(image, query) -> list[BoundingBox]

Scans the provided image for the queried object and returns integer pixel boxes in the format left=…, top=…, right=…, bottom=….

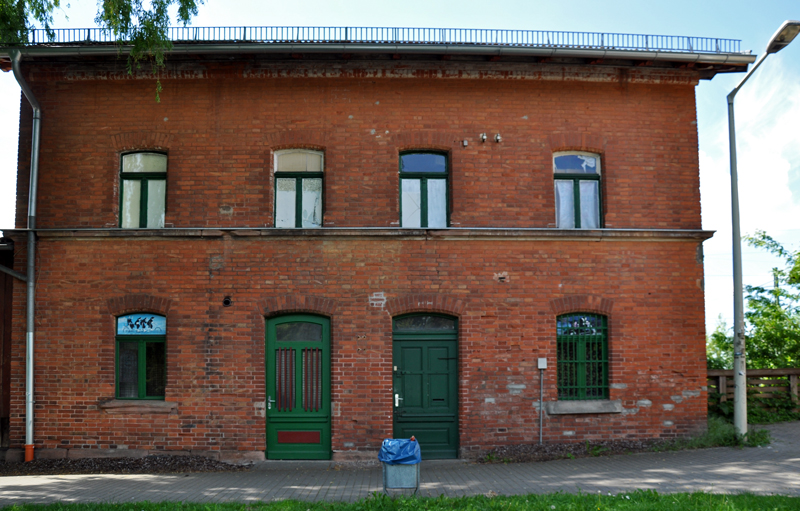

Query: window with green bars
left=556, top=313, right=608, bottom=400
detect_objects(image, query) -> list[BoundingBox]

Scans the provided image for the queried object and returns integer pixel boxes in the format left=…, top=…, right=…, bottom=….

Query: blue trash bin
left=378, top=438, right=421, bottom=494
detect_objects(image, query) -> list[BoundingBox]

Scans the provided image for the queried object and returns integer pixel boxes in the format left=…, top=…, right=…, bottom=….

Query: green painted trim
left=119, top=151, right=168, bottom=229
left=398, top=151, right=449, bottom=228
left=140, top=178, right=149, bottom=228
left=115, top=334, right=166, bottom=400
left=554, top=174, right=602, bottom=229
left=392, top=316, right=459, bottom=459
left=273, top=173, right=324, bottom=228
left=265, top=314, right=331, bottom=460
left=556, top=313, right=608, bottom=400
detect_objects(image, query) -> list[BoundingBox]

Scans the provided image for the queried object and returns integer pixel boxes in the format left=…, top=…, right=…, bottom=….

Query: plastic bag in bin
left=378, top=437, right=421, bottom=465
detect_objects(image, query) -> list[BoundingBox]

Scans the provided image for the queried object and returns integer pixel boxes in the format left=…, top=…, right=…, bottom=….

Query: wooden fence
left=707, top=368, right=800, bottom=406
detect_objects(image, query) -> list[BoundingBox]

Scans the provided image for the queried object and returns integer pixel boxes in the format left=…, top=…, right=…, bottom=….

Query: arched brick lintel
left=264, top=130, right=330, bottom=149
left=260, top=295, right=338, bottom=318
left=111, top=132, right=173, bottom=153
left=385, top=294, right=466, bottom=318
left=547, top=133, right=605, bottom=155
left=105, top=294, right=173, bottom=316
left=549, top=295, right=613, bottom=317
left=392, top=131, right=462, bottom=152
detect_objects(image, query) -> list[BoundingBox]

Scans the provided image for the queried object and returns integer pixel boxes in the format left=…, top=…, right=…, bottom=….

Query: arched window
left=116, top=313, right=166, bottom=399
left=274, top=149, right=323, bottom=228
left=120, top=152, right=167, bottom=228
left=553, top=152, right=601, bottom=229
left=399, top=152, right=448, bottom=228
left=556, top=313, right=608, bottom=400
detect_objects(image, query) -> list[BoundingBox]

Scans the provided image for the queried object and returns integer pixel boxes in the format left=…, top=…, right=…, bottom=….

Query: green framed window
left=116, top=313, right=166, bottom=399
left=556, top=313, right=608, bottom=400
left=553, top=152, right=601, bottom=229
left=274, top=149, right=323, bottom=228
left=120, top=152, right=167, bottom=228
left=400, top=152, right=448, bottom=228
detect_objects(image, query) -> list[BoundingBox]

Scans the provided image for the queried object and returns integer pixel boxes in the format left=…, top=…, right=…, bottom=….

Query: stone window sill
left=99, top=400, right=178, bottom=414
left=545, top=399, right=622, bottom=415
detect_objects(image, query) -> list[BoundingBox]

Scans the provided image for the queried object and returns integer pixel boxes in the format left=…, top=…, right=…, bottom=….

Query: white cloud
left=700, top=54, right=800, bottom=334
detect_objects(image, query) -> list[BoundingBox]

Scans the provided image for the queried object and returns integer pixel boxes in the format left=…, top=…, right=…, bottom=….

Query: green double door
left=392, top=315, right=459, bottom=459
left=265, top=315, right=331, bottom=460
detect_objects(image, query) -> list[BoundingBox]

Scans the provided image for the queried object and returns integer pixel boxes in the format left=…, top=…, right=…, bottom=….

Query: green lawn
left=3, top=492, right=800, bottom=511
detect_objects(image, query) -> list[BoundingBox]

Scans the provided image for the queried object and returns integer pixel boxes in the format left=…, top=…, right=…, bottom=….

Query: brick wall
left=16, top=61, right=701, bottom=231
left=7, top=235, right=708, bottom=456
left=8, top=57, right=708, bottom=458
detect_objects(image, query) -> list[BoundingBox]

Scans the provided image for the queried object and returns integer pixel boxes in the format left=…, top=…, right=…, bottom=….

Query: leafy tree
left=739, top=231, right=800, bottom=368
left=706, top=317, right=733, bottom=369
left=706, top=231, right=800, bottom=369
left=1, top=0, right=204, bottom=100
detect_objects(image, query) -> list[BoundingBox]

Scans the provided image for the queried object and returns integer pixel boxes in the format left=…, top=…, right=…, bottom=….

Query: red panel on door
left=277, top=431, right=321, bottom=444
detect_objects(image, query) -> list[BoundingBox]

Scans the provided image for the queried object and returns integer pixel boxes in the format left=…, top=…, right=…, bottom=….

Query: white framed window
left=120, top=152, right=167, bottom=228
left=274, top=150, right=323, bottom=228
left=553, top=152, right=601, bottom=229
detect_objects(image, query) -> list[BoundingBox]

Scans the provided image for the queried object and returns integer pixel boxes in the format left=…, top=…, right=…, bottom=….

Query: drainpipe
left=10, top=49, right=41, bottom=462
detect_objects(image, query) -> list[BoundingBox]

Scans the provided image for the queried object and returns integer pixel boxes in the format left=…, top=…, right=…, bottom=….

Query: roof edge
left=0, top=42, right=757, bottom=66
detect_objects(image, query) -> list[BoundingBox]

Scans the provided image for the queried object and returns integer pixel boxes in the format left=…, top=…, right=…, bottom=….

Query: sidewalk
left=1, top=422, right=798, bottom=505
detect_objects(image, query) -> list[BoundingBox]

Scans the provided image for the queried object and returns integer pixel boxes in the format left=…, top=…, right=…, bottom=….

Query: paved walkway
left=1, top=422, right=799, bottom=504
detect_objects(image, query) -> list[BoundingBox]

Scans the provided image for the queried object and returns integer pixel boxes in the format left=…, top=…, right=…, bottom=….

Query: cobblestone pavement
left=1, top=422, right=798, bottom=504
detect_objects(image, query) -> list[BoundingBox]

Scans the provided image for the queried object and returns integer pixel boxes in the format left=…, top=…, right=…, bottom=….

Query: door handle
left=267, top=396, right=276, bottom=410
left=394, top=393, right=403, bottom=407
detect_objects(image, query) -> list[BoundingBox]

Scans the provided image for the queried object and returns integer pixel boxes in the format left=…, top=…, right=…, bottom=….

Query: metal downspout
left=10, top=49, right=41, bottom=462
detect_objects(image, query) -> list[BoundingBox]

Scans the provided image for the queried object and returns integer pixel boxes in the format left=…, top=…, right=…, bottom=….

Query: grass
left=2, top=492, right=800, bottom=511
left=652, top=415, right=771, bottom=452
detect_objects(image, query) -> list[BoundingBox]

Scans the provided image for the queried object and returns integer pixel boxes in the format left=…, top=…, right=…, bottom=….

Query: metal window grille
left=556, top=313, right=608, bottom=400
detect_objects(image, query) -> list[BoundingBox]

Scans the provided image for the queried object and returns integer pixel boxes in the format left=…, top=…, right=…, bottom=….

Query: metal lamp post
left=727, top=20, right=800, bottom=436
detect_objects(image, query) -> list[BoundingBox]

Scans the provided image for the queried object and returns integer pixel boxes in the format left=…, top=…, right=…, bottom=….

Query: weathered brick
left=6, top=55, right=710, bottom=459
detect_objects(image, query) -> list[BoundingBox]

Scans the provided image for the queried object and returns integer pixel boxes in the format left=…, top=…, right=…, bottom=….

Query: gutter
left=0, top=43, right=757, bottom=66
left=10, top=49, right=41, bottom=463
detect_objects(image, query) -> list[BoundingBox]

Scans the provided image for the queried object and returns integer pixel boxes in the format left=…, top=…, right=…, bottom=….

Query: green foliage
left=0, top=0, right=60, bottom=45
left=742, top=230, right=800, bottom=369
left=709, top=383, right=800, bottom=425
left=5, top=492, right=800, bottom=511
left=747, top=393, right=800, bottom=424
left=1, top=0, right=204, bottom=101
left=655, top=415, right=770, bottom=450
left=706, top=317, right=733, bottom=369
left=96, top=0, right=202, bottom=100
left=739, top=392, right=800, bottom=424
left=586, top=440, right=610, bottom=457
left=707, top=231, right=800, bottom=369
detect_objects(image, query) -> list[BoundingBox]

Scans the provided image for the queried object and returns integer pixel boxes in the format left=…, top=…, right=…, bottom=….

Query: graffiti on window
left=117, top=313, right=166, bottom=335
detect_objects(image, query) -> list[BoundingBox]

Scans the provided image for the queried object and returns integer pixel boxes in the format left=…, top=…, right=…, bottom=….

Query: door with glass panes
left=265, top=315, right=331, bottom=459
left=392, top=314, right=459, bottom=459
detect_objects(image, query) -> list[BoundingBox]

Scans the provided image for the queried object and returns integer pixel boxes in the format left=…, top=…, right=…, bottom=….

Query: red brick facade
left=5, top=55, right=711, bottom=461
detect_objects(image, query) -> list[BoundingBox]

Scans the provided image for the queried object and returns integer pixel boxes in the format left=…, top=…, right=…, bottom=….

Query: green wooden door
left=265, top=315, right=331, bottom=460
left=393, top=315, right=459, bottom=459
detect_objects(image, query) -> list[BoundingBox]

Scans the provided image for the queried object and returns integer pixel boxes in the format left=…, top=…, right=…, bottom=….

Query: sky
left=0, top=0, right=799, bottom=335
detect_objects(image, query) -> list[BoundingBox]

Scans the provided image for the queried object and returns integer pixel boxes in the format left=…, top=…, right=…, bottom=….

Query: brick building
left=0, top=27, right=754, bottom=462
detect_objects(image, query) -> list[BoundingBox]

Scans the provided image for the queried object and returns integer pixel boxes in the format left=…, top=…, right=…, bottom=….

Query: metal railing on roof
left=17, top=26, right=744, bottom=54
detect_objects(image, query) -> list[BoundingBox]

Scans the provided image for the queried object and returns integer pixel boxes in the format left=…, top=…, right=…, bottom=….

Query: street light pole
left=727, top=20, right=800, bottom=437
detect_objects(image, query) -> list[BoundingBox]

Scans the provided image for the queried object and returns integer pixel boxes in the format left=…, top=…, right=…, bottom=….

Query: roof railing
left=12, top=26, right=745, bottom=54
